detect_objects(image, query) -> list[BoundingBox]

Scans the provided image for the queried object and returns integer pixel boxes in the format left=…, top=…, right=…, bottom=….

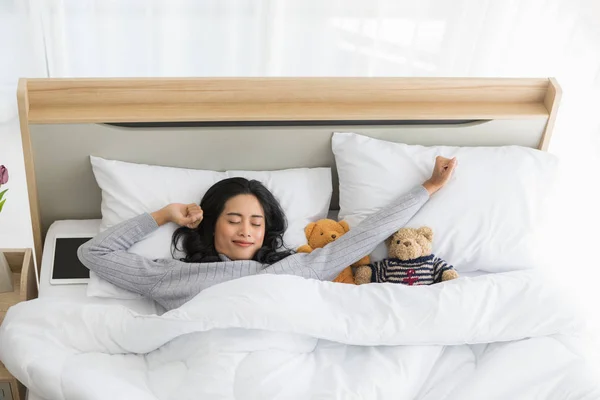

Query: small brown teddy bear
left=298, top=219, right=370, bottom=284
left=354, top=226, right=459, bottom=285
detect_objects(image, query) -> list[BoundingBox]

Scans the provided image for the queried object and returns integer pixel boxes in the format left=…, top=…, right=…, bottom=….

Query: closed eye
left=229, top=221, right=261, bottom=227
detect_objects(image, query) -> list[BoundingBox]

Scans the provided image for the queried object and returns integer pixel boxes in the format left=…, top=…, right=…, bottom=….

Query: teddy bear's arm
left=351, top=255, right=371, bottom=267
left=432, top=256, right=458, bottom=282
left=354, top=265, right=373, bottom=285
left=296, top=244, right=314, bottom=253
left=441, top=269, right=459, bottom=281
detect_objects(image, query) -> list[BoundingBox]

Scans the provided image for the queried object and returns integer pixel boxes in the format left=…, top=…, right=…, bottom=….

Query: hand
left=168, top=203, right=203, bottom=228
left=423, top=156, right=457, bottom=195
left=152, top=203, right=203, bottom=228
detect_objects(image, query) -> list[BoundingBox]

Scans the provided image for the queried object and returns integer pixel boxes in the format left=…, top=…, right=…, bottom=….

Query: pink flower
left=0, top=165, right=7, bottom=185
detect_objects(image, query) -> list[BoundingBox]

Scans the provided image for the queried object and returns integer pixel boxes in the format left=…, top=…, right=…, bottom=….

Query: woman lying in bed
left=78, top=157, right=456, bottom=311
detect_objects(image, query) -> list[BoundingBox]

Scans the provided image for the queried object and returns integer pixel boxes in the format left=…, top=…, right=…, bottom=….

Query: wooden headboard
left=17, top=77, right=561, bottom=268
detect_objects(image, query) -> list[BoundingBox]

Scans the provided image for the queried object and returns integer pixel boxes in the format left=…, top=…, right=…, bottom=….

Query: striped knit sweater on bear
left=369, top=254, right=454, bottom=285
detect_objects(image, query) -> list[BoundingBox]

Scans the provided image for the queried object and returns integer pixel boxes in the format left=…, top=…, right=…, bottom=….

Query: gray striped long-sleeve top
left=78, top=185, right=429, bottom=310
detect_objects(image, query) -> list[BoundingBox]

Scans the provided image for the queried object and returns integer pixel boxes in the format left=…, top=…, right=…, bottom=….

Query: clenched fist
left=151, top=203, right=203, bottom=228
left=423, top=156, right=457, bottom=195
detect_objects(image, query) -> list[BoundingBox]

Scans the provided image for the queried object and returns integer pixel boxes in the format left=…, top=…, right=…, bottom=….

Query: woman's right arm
left=77, top=204, right=203, bottom=296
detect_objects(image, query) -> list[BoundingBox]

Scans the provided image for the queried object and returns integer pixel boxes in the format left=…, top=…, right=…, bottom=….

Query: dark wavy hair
left=172, top=177, right=294, bottom=264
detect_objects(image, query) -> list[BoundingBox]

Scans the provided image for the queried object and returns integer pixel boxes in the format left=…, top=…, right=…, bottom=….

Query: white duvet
left=1, top=271, right=599, bottom=400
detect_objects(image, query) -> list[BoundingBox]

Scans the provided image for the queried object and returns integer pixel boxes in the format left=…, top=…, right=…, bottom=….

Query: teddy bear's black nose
left=403, top=241, right=412, bottom=246
left=331, top=234, right=337, bottom=239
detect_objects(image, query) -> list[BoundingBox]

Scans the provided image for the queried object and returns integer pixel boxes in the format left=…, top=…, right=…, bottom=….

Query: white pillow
left=332, top=132, right=559, bottom=273
left=87, top=156, right=332, bottom=298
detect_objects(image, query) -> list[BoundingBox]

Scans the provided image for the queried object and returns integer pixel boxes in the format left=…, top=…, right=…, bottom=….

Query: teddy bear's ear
left=417, top=227, right=433, bottom=242
left=304, top=222, right=317, bottom=239
left=339, top=220, right=351, bottom=233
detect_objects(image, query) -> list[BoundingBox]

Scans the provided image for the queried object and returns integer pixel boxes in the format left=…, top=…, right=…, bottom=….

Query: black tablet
left=50, top=234, right=93, bottom=284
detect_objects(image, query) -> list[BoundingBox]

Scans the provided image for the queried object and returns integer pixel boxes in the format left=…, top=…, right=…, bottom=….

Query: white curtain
left=2, top=0, right=600, bottom=340
left=32, top=0, right=600, bottom=80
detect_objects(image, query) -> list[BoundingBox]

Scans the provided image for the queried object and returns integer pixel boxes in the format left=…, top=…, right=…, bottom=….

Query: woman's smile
left=233, top=240, right=254, bottom=247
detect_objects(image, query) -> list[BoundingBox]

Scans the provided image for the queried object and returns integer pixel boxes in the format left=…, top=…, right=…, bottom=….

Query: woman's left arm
left=292, top=185, right=430, bottom=280
left=290, top=156, right=456, bottom=281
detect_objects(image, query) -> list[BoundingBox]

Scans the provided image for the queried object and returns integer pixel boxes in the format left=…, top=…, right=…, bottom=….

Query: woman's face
left=214, top=194, right=266, bottom=260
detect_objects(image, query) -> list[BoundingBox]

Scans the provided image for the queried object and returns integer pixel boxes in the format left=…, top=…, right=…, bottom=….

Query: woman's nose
left=239, top=223, right=251, bottom=237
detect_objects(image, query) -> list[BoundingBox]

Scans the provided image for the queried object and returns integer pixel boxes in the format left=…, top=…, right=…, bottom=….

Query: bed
left=2, top=77, right=599, bottom=399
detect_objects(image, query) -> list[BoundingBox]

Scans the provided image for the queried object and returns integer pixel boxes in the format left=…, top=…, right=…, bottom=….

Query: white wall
left=0, top=3, right=45, bottom=249
left=0, top=111, right=32, bottom=249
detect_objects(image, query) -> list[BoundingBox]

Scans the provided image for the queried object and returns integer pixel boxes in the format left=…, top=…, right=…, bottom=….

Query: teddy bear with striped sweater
left=354, top=226, right=459, bottom=285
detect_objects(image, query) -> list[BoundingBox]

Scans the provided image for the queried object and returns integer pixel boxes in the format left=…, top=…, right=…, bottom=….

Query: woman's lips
left=233, top=241, right=254, bottom=247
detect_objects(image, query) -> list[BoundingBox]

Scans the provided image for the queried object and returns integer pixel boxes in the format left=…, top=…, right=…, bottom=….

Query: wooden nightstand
left=0, top=249, right=37, bottom=400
